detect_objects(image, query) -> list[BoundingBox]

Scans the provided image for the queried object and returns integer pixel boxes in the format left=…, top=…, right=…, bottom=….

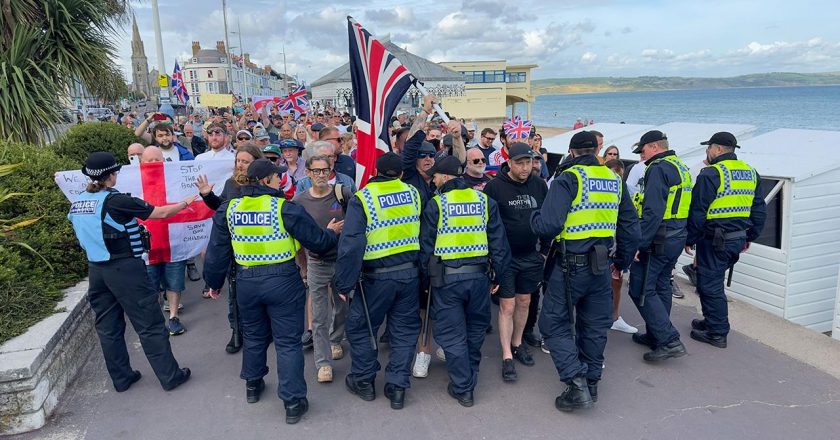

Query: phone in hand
left=129, top=155, right=140, bottom=165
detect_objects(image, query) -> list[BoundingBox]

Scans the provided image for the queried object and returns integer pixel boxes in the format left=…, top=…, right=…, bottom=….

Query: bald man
left=128, top=143, right=145, bottom=164
left=141, top=145, right=164, bottom=163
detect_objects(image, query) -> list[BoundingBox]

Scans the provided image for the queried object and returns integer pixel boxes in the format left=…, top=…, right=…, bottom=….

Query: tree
left=0, top=0, right=129, bottom=144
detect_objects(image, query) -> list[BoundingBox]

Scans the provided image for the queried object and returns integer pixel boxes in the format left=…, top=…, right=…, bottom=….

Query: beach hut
left=611, top=122, right=758, bottom=160
left=676, top=128, right=840, bottom=332
left=541, top=123, right=653, bottom=156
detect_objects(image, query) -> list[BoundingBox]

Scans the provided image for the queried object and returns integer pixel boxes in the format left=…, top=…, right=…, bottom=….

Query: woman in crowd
left=603, top=145, right=620, bottom=162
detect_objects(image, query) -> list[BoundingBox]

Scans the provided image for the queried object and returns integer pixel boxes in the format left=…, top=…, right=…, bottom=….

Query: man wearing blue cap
left=686, top=132, right=766, bottom=348
left=531, top=131, right=639, bottom=411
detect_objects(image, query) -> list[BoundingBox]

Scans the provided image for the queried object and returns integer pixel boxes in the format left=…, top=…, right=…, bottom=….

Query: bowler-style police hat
left=82, top=152, right=121, bottom=180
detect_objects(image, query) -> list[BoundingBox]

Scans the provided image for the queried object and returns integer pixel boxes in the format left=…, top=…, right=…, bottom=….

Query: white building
left=182, top=41, right=295, bottom=105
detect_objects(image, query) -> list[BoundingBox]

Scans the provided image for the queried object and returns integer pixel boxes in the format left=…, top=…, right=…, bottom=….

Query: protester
left=278, top=138, right=306, bottom=182
left=319, top=126, right=356, bottom=182
left=463, top=147, right=492, bottom=190
left=603, top=145, right=620, bottom=162
left=195, top=123, right=236, bottom=161
left=235, top=129, right=254, bottom=148
left=295, top=141, right=356, bottom=195
left=151, top=123, right=194, bottom=162
left=127, top=143, right=144, bottom=164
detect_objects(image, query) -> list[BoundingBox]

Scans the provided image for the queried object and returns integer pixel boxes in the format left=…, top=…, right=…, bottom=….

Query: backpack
left=333, top=183, right=353, bottom=214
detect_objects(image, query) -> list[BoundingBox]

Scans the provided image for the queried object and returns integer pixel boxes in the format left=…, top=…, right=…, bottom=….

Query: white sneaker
left=540, top=340, right=550, bottom=354
left=435, top=346, right=446, bottom=362
left=611, top=316, right=638, bottom=334
left=412, top=352, right=431, bottom=378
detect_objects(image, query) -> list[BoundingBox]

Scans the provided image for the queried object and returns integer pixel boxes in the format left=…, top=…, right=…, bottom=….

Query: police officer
left=334, top=152, right=422, bottom=410
left=628, top=131, right=690, bottom=361
left=68, top=152, right=193, bottom=393
left=686, top=132, right=766, bottom=348
left=203, top=159, right=341, bottom=424
left=531, top=132, right=639, bottom=411
left=418, top=155, right=511, bottom=407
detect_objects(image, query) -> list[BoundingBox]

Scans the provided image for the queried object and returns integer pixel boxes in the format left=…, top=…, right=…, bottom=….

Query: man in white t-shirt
left=195, top=122, right=236, bottom=161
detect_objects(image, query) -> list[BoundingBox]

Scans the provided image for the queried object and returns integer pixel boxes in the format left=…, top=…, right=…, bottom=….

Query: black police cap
left=376, top=152, right=402, bottom=178
left=569, top=131, right=598, bottom=149
left=632, top=130, right=668, bottom=154
left=425, top=155, right=462, bottom=178
left=701, top=131, right=740, bottom=148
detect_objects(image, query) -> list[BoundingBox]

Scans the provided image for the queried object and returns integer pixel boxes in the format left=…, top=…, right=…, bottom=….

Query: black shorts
left=499, top=252, right=543, bottom=299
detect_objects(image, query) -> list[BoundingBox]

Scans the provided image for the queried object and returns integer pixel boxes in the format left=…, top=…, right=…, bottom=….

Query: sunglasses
left=483, top=136, right=496, bottom=141
left=266, top=156, right=279, bottom=162
left=207, top=129, right=226, bottom=136
left=606, top=152, right=619, bottom=156
left=471, top=158, right=486, bottom=164
left=237, top=136, right=251, bottom=141
left=418, top=153, right=435, bottom=159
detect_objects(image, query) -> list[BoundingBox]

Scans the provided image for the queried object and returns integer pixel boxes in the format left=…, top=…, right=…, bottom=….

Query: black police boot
left=345, top=375, right=375, bottom=401
left=690, top=329, right=727, bottom=348
left=512, top=344, right=535, bottom=366
left=226, top=330, right=242, bottom=354
left=246, top=378, right=265, bottom=403
left=114, top=370, right=142, bottom=393
left=631, top=332, right=656, bottom=349
left=586, top=379, right=599, bottom=403
left=284, top=397, right=309, bottom=424
left=554, top=376, right=594, bottom=412
left=447, top=382, right=474, bottom=407
left=691, top=319, right=707, bottom=331
left=384, top=383, right=405, bottom=410
left=162, top=368, right=191, bottom=391
left=643, top=340, right=687, bottom=362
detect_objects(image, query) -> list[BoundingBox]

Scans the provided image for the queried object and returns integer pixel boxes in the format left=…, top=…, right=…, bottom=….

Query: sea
left=530, top=85, right=840, bottom=134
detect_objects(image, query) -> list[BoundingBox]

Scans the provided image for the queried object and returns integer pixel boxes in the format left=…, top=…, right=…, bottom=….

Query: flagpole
left=412, top=81, right=449, bottom=124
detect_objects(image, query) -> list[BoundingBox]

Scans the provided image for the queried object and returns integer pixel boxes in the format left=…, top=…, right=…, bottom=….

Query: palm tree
left=0, top=0, right=129, bottom=144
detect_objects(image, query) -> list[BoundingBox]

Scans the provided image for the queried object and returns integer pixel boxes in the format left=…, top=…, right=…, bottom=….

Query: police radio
left=138, top=224, right=151, bottom=252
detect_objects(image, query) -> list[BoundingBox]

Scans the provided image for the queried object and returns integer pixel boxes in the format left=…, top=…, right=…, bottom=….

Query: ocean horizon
left=530, top=85, right=840, bottom=134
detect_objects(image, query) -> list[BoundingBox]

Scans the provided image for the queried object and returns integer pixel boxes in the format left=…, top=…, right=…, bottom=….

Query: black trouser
left=88, top=258, right=182, bottom=390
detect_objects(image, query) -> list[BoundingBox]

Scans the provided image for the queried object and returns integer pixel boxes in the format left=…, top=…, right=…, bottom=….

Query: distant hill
left=532, top=72, right=840, bottom=95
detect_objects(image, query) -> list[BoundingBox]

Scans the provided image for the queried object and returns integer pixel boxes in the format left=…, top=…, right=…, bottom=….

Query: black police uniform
left=531, top=153, right=639, bottom=410
left=687, top=152, right=767, bottom=345
left=334, top=176, right=422, bottom=408
left=628, top=150, right=689, bottom=359
left=204, top=184, right=337, bottom=416
left=418, top=178, right=511, bottom=405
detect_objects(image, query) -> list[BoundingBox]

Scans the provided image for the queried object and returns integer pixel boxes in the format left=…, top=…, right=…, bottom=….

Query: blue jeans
left=146, top=260, right=187, bottom=292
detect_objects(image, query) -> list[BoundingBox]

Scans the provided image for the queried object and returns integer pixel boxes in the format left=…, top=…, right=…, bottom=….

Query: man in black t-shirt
left=463, top=147, right=492, bottom=190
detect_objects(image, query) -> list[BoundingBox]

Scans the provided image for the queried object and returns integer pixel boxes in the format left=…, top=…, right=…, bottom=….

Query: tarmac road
left=11, top=276, right=840, bottom=440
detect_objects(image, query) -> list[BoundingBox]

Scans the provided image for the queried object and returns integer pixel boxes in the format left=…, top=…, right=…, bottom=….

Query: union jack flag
left=348, top=16, right=416, bottom=188
left=171, top=61, right=189, bottom=104
left=503, top=115, right=532, bottom=140
left=279, top=85, right=310, bottom=118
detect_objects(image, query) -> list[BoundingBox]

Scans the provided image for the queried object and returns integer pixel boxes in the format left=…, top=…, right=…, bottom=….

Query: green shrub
left=0, top=140, right=87, bottom=343
left=51, top=122, right=145, bottom=165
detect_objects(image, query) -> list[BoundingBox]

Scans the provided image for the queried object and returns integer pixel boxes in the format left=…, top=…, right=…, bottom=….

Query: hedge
left=51, top=122, right=145, bottom=166
left=0, top=140, right=87, bottom=344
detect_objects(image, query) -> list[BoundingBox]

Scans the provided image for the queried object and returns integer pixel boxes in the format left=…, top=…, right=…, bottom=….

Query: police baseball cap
left=247, top=158, right=287, bottom=180
left=376, top=152, right=402, bottom=178
left=262, top=144, right=282, bottom=156
left=569, top=131, right=598, bottom=150
left=425, top=155, right=462, bottom=178
left=632, top=130, right=667, bottom=154
left=82, top=152, right=121, bottom=180
left=418, top=141, right=437, bottom=155
left=508, top=142, right=533, bottom=160
left=701, top=131, right=740, bottom=148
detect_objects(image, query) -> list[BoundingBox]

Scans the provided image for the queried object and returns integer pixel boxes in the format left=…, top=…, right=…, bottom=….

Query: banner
left=252, top=95, right=284, bottom=112
left=203, top=93, right=234, bottom=108
left=56, top=160, right=233, bottom=264
left=158, top=74, right=169, bottom=87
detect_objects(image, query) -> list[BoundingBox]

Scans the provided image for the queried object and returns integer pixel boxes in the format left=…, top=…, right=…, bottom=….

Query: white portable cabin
left=542, top=123, right=653, bottom=156
left=676, top=128, right=840, bottom=333
left=610, top=122, right=758, bottom=160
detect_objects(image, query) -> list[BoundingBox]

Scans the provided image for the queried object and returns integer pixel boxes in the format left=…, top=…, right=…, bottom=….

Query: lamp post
left=151, top=0, right=173, bottom=116
left=221, top=0, right=234, bottom=95
left=278, top=45, right=289, bottom=95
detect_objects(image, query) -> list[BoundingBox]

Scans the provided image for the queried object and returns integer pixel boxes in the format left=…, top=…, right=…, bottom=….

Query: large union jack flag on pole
left=348, top=16, right=416, bottom=188
left=279, top=85, right=310, bottom=118
left=171, top=61, right=189, bottom=104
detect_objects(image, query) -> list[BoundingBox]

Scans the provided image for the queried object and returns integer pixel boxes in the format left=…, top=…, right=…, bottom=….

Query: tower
left=130, top=14, right=151, bottom=99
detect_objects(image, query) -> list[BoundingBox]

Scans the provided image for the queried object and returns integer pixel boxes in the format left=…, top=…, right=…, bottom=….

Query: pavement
left=10, top=276, right=840, bottom=440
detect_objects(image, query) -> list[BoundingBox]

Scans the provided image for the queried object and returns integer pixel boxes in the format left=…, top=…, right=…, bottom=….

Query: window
left=207, top=70, right=214, bottom=79
left=192, top=58, right=197, bottom=63
left=507, top=72, right=526, bottom=83
left=191, top=83, right=199, bottom=95
left=460, top=70, right=507, bottom=84
left=188, top=70, right=196, bottom=81
left=492, top=70, right=506, bottom=83
left=753, top=178, right=783, bottom=249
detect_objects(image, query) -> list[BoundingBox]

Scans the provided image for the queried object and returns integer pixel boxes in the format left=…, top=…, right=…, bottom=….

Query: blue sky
left=118, top=0, right=840, bottom=83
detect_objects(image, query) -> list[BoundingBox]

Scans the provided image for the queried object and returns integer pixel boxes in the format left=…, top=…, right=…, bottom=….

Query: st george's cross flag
left=347, top=16, right=415, bottom=188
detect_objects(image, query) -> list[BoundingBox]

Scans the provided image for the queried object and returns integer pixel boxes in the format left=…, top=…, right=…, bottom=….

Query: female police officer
left=203, top=158, right=342, bottom=424
left=68, top=152, right=195, bottom=393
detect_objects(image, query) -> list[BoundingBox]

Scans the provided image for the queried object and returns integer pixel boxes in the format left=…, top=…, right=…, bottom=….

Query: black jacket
left=638, top=150, right=688, bottom=250
left=401, top=131, right=434, bottom=204
left=530, top=154, right=639, bottom=270
left=483, top=164, right=549, bottom=255
left=203, top=184, right=338, bottom=289
left=687, top=152, right=767, bottom=246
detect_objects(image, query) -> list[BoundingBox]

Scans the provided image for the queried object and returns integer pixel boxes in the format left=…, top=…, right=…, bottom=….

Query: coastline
left=533, top=83, right=840, bottom=98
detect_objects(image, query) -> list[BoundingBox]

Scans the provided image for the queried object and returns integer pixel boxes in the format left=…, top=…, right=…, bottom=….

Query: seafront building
left=439, top=60, right=538, bottom=122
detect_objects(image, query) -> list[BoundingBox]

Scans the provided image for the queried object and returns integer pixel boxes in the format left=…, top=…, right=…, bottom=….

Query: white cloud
left=580, top=52, right=597, bottom=64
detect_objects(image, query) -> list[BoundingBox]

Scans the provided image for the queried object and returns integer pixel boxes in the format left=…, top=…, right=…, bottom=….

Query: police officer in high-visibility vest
left=686, top=132, right=766, bottom=348
left=418, top=155, right=511, bottom=407
left=334, top=152, right=422, bottom=410
left=628, top=130, right=691, bottom=361
left=531, top=132, right=639, bottom=412
left=203, top=158, right=341, bottom=424
left=68, top=152, right=193, bottom=393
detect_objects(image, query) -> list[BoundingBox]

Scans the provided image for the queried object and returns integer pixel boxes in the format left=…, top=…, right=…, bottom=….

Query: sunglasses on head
left=418, top=153, right=435, bottom=159
left=471, top=158, right=486, bottom=164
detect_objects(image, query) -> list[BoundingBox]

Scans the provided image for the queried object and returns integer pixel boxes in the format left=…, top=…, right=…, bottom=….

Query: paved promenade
left=11, top=277, right=840, bottom=440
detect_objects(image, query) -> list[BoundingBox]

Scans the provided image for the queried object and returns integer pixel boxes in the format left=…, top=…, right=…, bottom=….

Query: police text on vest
left=69, top=200, right=98, bottom=214
left=588, top=178, right=619, bottom=193
left=448, top=202, right=482, bottom=217
left=731, top=170, right=754, bottom=181
left=378, top=191, right=412, bottom=208
left=232, top=211, right=272, bottom=226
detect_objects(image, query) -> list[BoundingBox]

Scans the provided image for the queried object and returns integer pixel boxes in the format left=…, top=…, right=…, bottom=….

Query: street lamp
left=278, top=44, right=288, bottom=95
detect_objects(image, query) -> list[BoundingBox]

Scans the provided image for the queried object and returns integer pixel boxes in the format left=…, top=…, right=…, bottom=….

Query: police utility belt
left=362, top=262, right=418, bottom=278
left=553, top=245, right=610, bottom=275
left=649, top=225, right=685, bottom=255
left=707, top=229, right=747, bottom=252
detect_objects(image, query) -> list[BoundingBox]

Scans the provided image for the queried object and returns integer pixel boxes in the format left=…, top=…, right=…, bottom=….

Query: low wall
left=0, top=279, right=94, bottom=435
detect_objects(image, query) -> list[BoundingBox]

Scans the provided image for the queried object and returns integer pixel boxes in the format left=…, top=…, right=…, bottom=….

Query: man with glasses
left=254, top=127, right=271, bottom=149
left=319, top=126, right=356, bottom=182
left=195, top=123, right=235, bottom=161
left=235, top=129, right=254, bottom=148
left=477, top=128, right=498, bottom=173
left=295, top=141, right=356, bottom=195
left=463, top=147, right=492, bottom=190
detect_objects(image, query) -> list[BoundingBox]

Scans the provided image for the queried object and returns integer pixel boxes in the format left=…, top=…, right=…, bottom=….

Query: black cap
left=425, top=155, right=462, bottom=178
left=443, top=134, right=454, bottom=147
left=247, top=158, right=287, bottom=180
left=376, top=152, right=402, bottom=178
left=508, top=142, right=533, bottom=160
left=82, top=152, right=121, bottom=179
left=633, top=130, right=667, bottom=153
left=310, top=123, right=325, bottom=132
left=701, top=131, right=740, bottom=148
left=418, top=141, right=437, bottom=155
left=569, top=131, right=598, bottom=149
